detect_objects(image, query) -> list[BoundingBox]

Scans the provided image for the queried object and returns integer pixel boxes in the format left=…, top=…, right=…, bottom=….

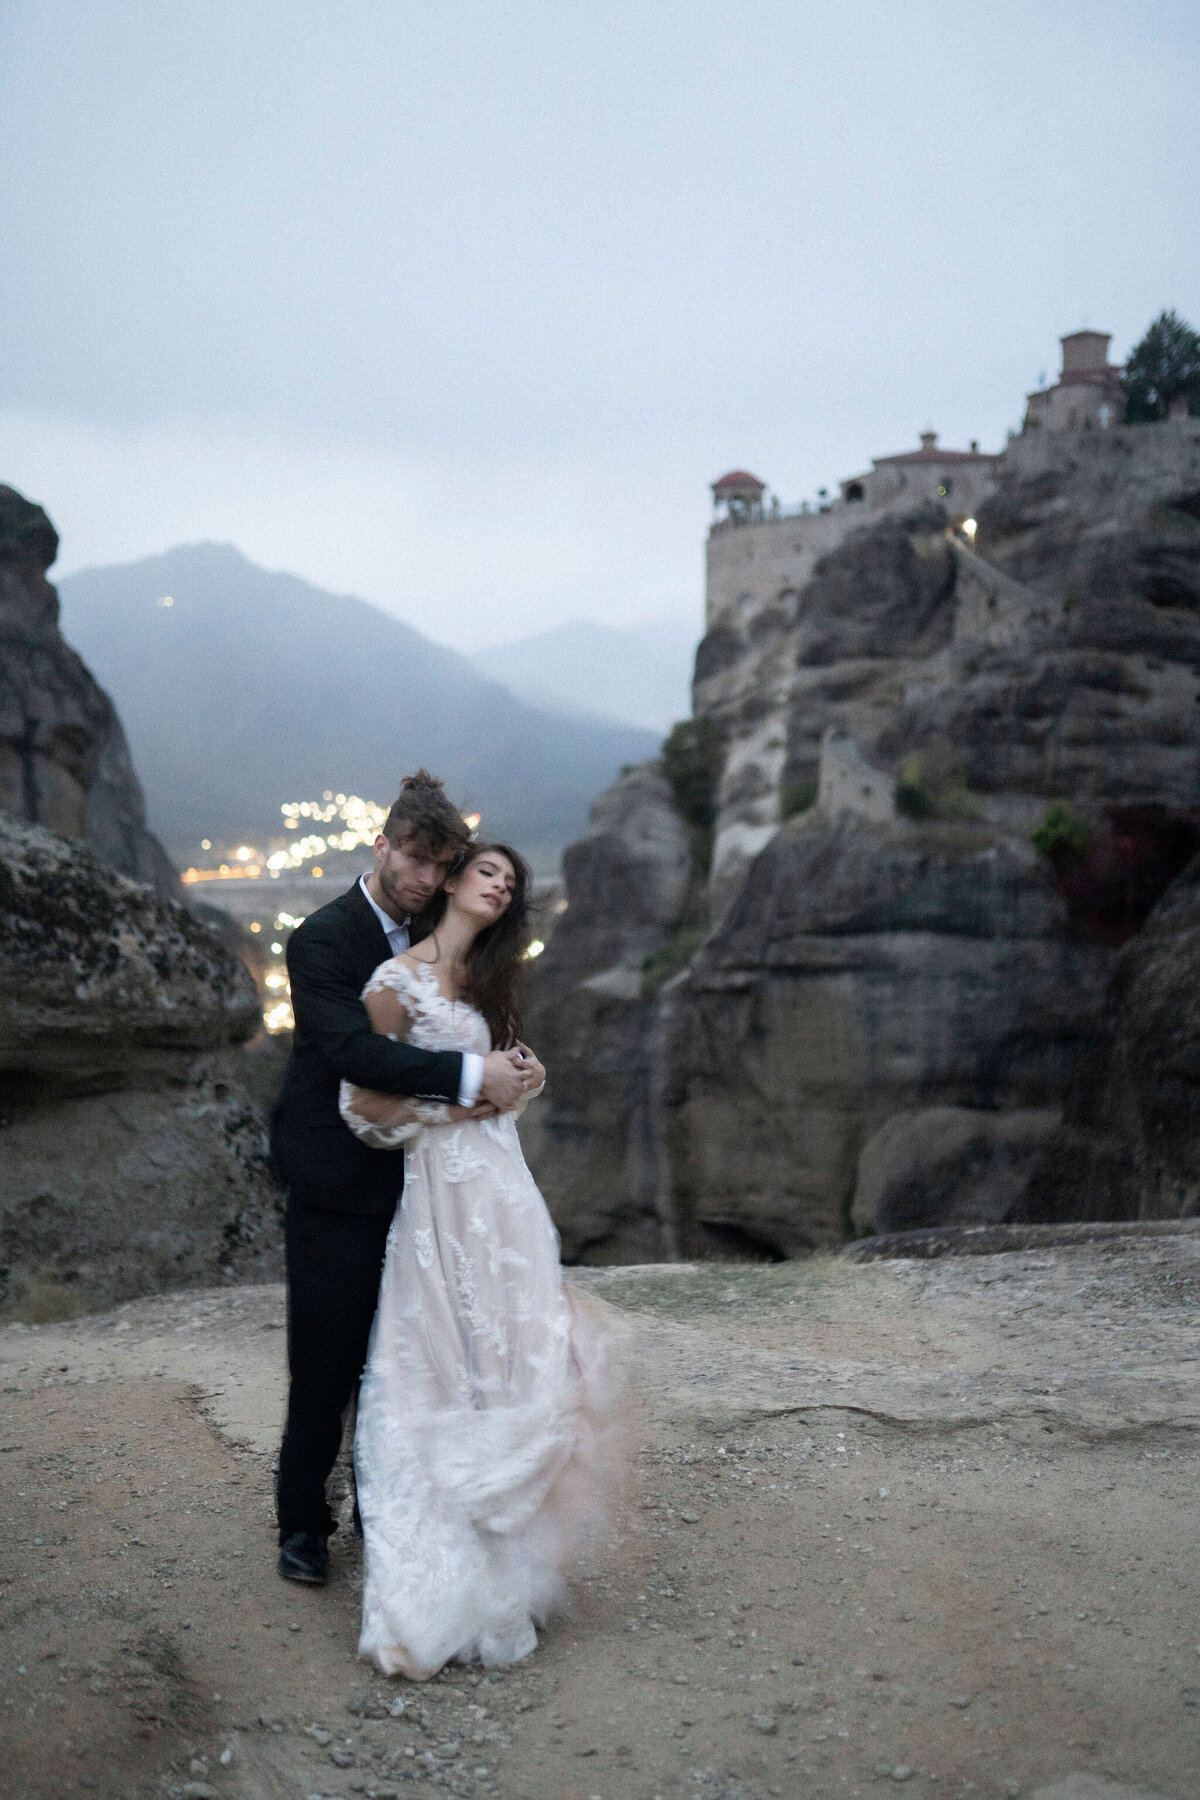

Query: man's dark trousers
left=276, top=1203, right=396, bottom=1537
left=270, top=879, right=464, bottom=1542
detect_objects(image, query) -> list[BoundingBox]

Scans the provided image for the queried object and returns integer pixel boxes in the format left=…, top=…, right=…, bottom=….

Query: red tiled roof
left=711, top=470, right=766, bottom=494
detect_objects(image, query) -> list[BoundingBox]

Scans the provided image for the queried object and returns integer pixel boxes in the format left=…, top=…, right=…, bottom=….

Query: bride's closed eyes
left=452, top=854, right=516, bottom=912
left=475, top=858, right=516, bottom=893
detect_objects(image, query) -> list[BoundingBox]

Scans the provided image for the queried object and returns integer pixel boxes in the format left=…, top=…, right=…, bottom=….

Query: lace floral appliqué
left=350, top=954, right=618, bottom=1680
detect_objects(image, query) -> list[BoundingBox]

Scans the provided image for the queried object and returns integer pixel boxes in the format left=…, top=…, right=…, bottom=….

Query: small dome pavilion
left=711, top=470, right=766, bottom=523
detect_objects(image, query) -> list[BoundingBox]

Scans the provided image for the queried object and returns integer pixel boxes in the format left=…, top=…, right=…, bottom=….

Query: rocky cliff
left=657, top=817, right=1108, bottom=1255
left=0, top=482, right=281, bottom=1318
left=524, top=416, right=1200, bottom=1257
left=518, top=766, right=692, bottom=1261
left=0, top=484, right=177, bottom=899
left=1017, top=851, right=1200, bottom=1225
left=0, top=814, right=280, bottom=1319
left=881, top=423, right=1200, bottom=818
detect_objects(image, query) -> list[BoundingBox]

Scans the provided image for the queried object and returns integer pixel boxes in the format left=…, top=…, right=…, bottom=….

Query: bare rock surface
left=842, top=1217, right=1200, bottom=1264
left=852, top=1106, right=1062, bottom=1235
left=0, top=816, right=279, bottom=1319
left=1019, top=853, right=1200, bottom=1226
left=520, top=765, right=692, bottom=1261
left=0, top=814, right=260, bottom=1080
left=883, top=426, right=1200, bottom=813
left=533, top=419, right=1200, bottom=1255
left=2, top=1231, right=1197, bottom=1799
left=660, top=816, right=1109, bottom=1256
left=0, top=483, right=176, bottom=899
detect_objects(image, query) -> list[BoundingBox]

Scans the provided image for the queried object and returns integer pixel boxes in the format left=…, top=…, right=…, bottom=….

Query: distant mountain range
left=470, top=618, right=697, bottom=733
left=57, top=544, right=660, bottom=870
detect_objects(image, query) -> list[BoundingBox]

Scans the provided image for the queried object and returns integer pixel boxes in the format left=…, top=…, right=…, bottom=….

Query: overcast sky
left=1, top=1, right=1197, bottom=650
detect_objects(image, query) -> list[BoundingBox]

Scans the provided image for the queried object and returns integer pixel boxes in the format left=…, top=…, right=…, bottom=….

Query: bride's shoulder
left=364, top=952, right=424, bottom=997
left=363, top=952, right=439, bottom=1002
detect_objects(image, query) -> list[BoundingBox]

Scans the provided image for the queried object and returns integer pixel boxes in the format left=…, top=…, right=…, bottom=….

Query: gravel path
left=2, top=1238, right=1197, bottom=1800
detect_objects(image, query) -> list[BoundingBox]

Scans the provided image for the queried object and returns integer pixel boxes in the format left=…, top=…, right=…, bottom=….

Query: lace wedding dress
left=340, top=958, right=617, bottom=1679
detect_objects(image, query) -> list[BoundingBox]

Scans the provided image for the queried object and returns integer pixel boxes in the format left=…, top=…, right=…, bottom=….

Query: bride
left=339, top=841, right=617, bottom=1680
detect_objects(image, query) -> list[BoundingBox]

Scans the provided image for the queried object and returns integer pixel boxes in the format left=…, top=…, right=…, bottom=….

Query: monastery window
left=844, top=482, right=864, bottom=503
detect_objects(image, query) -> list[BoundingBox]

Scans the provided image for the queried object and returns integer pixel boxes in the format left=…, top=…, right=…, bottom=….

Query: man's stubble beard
left=377, top=862, right=431, bottom=920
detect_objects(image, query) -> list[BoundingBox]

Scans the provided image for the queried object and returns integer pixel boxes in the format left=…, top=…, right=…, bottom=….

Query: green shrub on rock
left=660, top=716, right=724, bottom=875
left=894, top=752, right=980, bottom=822
left=1032, top=801, right=1095, bottom=869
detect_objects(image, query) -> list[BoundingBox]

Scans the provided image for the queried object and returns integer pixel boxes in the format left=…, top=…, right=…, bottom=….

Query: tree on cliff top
left=1123, top=310, right=1200, bottom=422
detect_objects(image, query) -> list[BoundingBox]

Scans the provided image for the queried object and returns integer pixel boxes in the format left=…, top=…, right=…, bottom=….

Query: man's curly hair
left=382, top=769, right=472, bottom=855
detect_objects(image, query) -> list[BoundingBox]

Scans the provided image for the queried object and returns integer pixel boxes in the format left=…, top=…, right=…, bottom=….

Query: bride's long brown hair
left=410, top=842, right=533, bottom=1048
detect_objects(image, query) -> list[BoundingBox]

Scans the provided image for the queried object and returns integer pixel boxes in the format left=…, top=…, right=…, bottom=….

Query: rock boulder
left=0, top=817, right=280, bottom=1318
left=0, top=815, right=260, bottom=1084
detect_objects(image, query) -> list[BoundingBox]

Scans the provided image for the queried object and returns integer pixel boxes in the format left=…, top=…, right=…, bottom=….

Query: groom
left=270, top=770, right=529, bottom=1584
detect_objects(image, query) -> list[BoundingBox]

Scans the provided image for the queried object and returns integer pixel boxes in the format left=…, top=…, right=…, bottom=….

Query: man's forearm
left=310, top=1016, right=463, bottom=1099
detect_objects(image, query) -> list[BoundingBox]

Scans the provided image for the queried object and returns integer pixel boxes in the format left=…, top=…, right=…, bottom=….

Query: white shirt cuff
left=458, top=1052, right=485, bottom=1108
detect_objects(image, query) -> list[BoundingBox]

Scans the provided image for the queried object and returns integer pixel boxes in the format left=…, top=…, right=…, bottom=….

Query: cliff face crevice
left=526, top=418, right=1200, bottom=1257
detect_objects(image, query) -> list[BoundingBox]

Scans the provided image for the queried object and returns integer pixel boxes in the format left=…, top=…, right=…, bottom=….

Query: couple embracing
left=270, top=772, right=615, bottom=1680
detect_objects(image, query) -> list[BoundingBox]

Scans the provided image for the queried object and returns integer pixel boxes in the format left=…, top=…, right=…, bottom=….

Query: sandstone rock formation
left=881, top=425, right=1200, bottom=818
left=518, top=765, right=692, bottom=1261
left=657, top=816, right=1108, bottom=1256
left=0, top=484, right=177, bottom=900
left=1017, top=853, right=1200, bottom=1224
left=0, top=815, right=280, bottom=1318
left=527, top=415, right=1200, bottom=1258
left=850, top=1106, right=1060, bottom=1236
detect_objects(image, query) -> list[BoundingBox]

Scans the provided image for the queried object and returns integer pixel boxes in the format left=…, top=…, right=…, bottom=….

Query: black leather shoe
left=278, top=1530, right=329, bottom=1584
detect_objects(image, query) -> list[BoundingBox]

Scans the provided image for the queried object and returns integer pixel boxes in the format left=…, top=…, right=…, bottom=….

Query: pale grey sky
left=1, top=1, right=1197, bottom=648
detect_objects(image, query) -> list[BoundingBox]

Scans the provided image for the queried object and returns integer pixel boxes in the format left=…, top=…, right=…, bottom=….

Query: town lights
left=272, top=796, right=389, bottom=870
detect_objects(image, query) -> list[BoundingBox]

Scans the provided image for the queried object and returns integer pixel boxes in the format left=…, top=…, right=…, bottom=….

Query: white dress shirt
left=358, top=875, right=484, bottom=1106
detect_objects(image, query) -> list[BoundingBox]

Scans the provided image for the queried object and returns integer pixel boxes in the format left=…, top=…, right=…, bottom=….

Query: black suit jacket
left=270, top=880, right=464, bottom=1214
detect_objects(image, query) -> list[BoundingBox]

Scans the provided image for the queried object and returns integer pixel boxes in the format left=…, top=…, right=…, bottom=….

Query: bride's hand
left=513, top=1043, right=546, bottom=1090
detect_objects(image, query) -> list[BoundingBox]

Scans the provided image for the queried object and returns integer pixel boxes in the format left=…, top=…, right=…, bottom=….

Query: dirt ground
left=2, top=1235, right=1198, bottom=1800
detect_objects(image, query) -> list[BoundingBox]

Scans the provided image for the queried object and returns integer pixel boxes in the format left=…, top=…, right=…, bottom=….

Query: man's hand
left=479, top=1048, right=527, bottom=1112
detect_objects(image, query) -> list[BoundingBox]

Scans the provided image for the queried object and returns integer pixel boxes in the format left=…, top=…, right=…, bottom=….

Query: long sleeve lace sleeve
left=338, top=1083, right=453, bottom=1151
